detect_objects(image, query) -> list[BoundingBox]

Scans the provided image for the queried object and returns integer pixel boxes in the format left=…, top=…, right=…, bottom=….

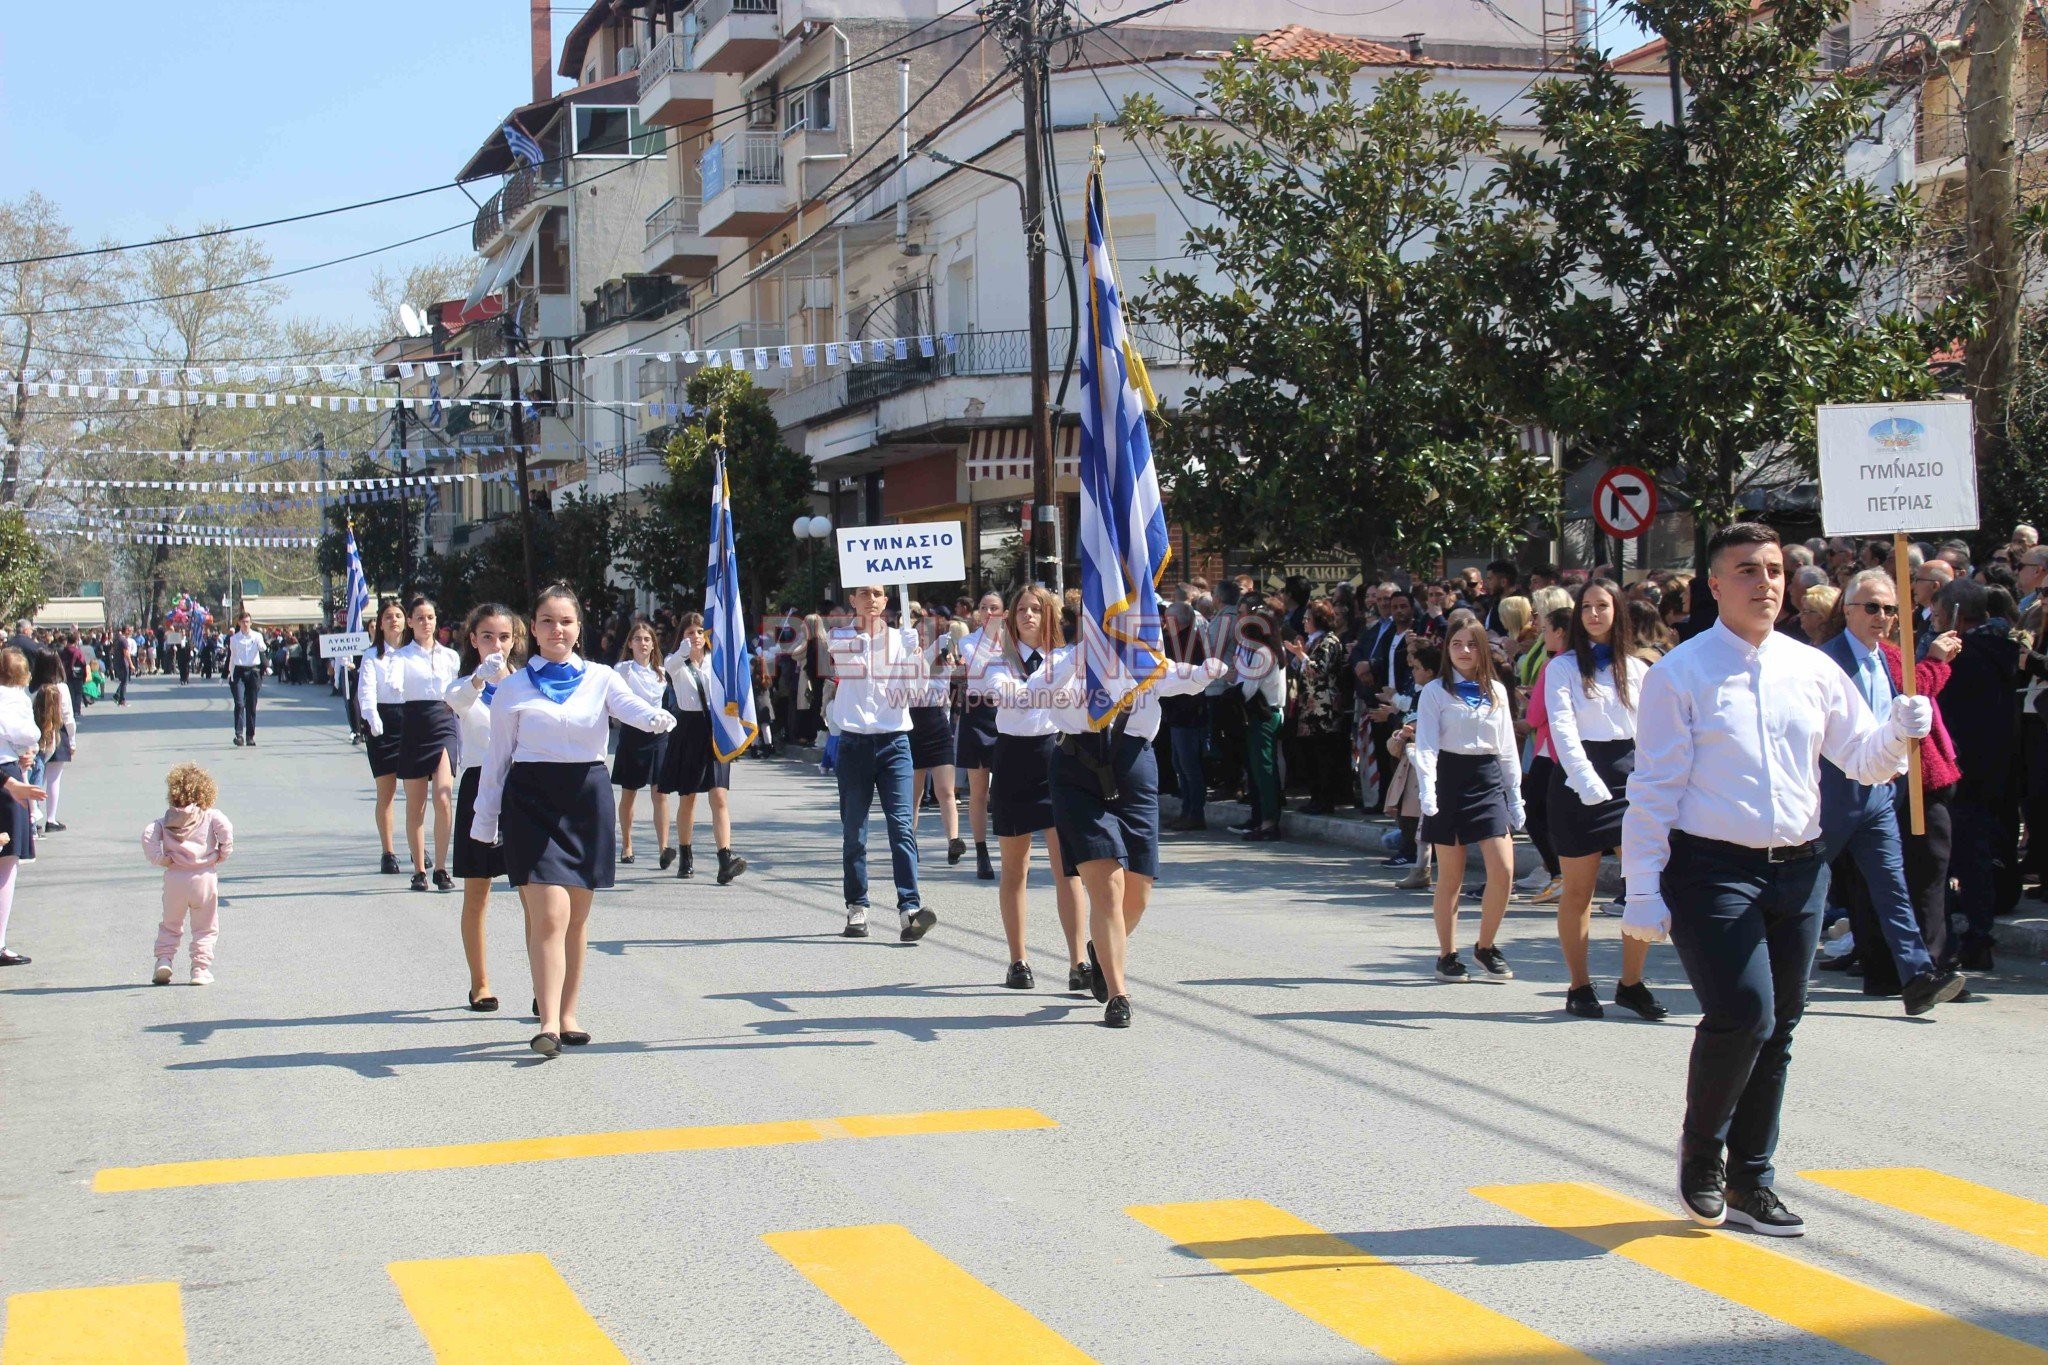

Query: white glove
left=1568, top=775, right=1614, bottom=807
left=1509, top=804, right=1527, bottom=833
left=1621, top=895, right=1671, bottom=943
left=649, top=710, right=678, bottom=734
left=479, top=651, right=509, bottom=683
left=1888, top=694, right=1933, bottom=740
left=1203, top=655, right=1230, bottom=681
left=470, top=816, right=498, bottom=845
left=365, top=709, right=383, bottom=737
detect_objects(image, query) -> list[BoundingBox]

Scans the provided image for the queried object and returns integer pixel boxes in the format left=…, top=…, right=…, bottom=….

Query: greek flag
left=1077, top=159, right=1171, bottom=728
left=427, top=374, right=442, bottom=426
left=703, top=441, right=758, bottom=760
left=503, top=121, right=545, bottom=168
left=342, top=521, right=371, bottom=634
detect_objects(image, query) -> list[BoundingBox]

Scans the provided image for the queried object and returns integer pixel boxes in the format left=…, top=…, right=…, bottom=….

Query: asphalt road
left=3, top=674, right=2046, bottom=1363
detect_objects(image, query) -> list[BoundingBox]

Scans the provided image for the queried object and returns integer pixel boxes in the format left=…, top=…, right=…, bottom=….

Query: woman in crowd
left=1544, top=581, right=1666, bottom=1019
left=904, top=603, right=965, bottom=866
left=0, top=648, right=46, bottom=966
left=1799, top=585, right=1839, bottom=643
left=983, top=585, right=1087, bottom=991
left=955, top=592, right=1006, bottom=880
left=471, top=585, right=676, bottom=1058
left=393, top=597, right=463, bottom=892
left=796, top=611, right=829, bottom=748
left=357, top=601, right=409, bottom=873
left=1383, top=637, right=1441, bottom=890
left=30, top=651, right=73, bottom=834
left=610, top=620, right=673, bottom=867
left=660, top=612, right=748, bottom=885
left=1161, top=601, right=1211, bottom=832
left=1628, top=598, right=1672, bottom=658
left=444, top=603, right=524, bottom=1012
left=1238, top=606, right=1287, bottom=842
left=1414, top=615, right=1523, bottom=982
left=1516, top=605, right=1573, bottom=904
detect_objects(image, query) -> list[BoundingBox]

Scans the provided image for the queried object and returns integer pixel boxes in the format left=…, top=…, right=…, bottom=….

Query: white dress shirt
left=663, top=649, right=713, bottom=713
left=985, top=646, right=1057, bottom=738
left=616, top=659, right=668, bottom=711
left=1543, top=651, right=1639, bottom=805
left=1237, top=644, right=1286, bottom=710
left=985, top=646, right=1224, bottom=741
left=356, top=647, right=408, bottom=733
left=443, top=668, right=505, bottom=774
left=226, top=629, right=264, bottom=669
left=391, top=641, right=462, bottom=702
left=1412, top=678, right=1523, bottom=823
left=470, top=660, right=676, bottom=843
left=825, top=625, right=923, bottom=735
left=1622, top=620, right=1915, bottom=920
left=0, top=686, right=38, bottom=761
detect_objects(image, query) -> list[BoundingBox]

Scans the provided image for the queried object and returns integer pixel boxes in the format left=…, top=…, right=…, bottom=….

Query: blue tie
left=1862, top=653, right=1886, bottom=713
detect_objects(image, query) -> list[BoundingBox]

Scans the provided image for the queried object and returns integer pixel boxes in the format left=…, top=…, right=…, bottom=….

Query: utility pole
left=313, top=425, right=332, bottom=622
left=393, top=392, right=412, bottom=594
left=998, top=0, right=1063, bottom=593
left=507, top=366, right=539, bottom=604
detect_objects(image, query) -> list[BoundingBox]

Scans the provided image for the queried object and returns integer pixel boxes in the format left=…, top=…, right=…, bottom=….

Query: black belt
left=1671, top=829, right=1823, bottom=866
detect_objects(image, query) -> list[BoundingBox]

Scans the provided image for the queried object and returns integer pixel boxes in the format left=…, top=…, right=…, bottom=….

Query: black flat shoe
left=468, top=989, right=500, bottom=1012
left=1614, top=981, right=1669, bottom=1020
left=1068, top=961, right=1092, bottom=994
left=560, top=1030, right=591, bottom=1046
left=380, top=852, right=400, bottom=875
left=948, top=837, right=967, bottom=865
left=659, top=847, right=677, bottom=870
left=433, top=869, right=454, bottom=892
left=529, top=1032, right=560, bottom=1058
left=1085, top=941, right=1110, bottom=1003
left=619, top=852, right=636, bottom=864
left=1004, top=961, right=1035, bottom=990
left=409, top=872, right=429, bottom=892
left=0, top=949, right=30, bottom=966
left=1103, top=995, right=1132, bottom=1028
left=41, top=820, right=65, bottom=833
left=1564, top=984, right=1605, bottom=1018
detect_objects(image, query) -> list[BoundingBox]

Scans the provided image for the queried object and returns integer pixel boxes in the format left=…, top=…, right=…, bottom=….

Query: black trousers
left=231, top=667, right=262, bottom=738
left=1522, top=755, right=1559, bottom=878
left=1666, top=834, right=1829, bottom=1192
left=114, top=670, right=128, bottom=704
left=177, top=647, right=190, bottom=682
left=1301, top=729, right=1351, bottom=809
left=1210, top=690, right=1247, bottom=800
left=1899, top=783, right=1953, bottom=971
left=1951, top=793, right=2000, bottom=955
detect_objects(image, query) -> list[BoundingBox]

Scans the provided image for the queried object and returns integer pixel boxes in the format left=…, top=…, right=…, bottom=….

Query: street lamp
left=793, top=515, right=832, bottom=606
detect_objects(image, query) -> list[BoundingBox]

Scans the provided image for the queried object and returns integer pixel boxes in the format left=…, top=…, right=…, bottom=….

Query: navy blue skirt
left=366, top=703, right=405, bottom=778
left=451, top=766, right=506, bottom=881
left=611, top=722, right=668, bottom=790
left=1547, top=738, right=1633, bottom=858
left=909, top=706, right=954, bottom=769
left=991, top=732, right=1056, bottom=837
left=502, top=761, right=614, bottom=889
left=657, top=709, right=729, bottom=795
left=955, top=704, right=999, bottom=770
left=0, top=759, right=35, bottom=862
left=1051, top=732, right=1159, bottom=878
left=397, top=700, right=458, bottom=780
left=1422, top=751, right=1510, bottom=847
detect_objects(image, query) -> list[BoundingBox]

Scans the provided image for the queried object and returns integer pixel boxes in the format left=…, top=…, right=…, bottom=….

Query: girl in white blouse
left=391, top=598, right=464, bottom=892
left=356, top=601, right=408, bottom=874
left=1414, top=616, right=1524, bottom=983
left=472, top=586, right=675, bottom=1058
left=0, top=647, right=48, bottom=967
left=611, top=620, right=673, bottom=868
left=660, top=612, right=747, bottom=886
left=443, top=603, right=525, bottom=1014
left=1543, top=580, right=1666, bottom=1020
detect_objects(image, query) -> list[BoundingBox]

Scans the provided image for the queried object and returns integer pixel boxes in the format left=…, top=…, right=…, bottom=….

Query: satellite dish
left=398, top=303, right=428, bottom=338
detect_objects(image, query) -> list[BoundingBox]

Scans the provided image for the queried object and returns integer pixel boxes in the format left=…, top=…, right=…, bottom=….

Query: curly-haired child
left=142, top=763, right=234, bottom=985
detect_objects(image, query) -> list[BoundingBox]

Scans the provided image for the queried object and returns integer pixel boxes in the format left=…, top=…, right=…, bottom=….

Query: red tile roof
left=1253, top=24, right=1431, bottom=66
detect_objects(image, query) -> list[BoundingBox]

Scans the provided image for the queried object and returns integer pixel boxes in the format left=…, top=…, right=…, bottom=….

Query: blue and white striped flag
left=503, top=121, right=545, bottom=168
left=703, top=441, right=758, bottom=760
left=1077, top=159, right=1171, bottom=728
left=427, top=374, right=442, bottom=426
left=341, top=521, right=371, bottom=634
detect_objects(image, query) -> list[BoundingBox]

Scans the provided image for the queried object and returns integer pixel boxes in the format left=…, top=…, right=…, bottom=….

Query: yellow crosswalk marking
left=1, top=1282, right=187, bottom=1364
left=763, top=1224, right=1093, bottom=1364
left=95, top=1107, right=1056, bottom=1192
left=1802, top=1168, right=2048, bottom=1262
left=1127, top=1199, right=1595, bottom=1364
left=387, top=1253, right=627, bottom=1364
left=1474, top=1181, right=2048, bottom=1365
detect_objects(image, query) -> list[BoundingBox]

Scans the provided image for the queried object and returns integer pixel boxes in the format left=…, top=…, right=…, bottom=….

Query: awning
left=967, top=426, right=1079, bottom=483
left=463, top=220, right=543, bottom=313
left=32, top=597, right=105, bottom=629
left=742, top=36, right=809, bottom=94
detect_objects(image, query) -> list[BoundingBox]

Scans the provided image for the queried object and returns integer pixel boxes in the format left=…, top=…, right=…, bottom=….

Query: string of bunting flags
left=39, top=527, right=321, bottom=548
left=38, top=467, right=551, bottom=496
left=3, top=439, right=655, bottom=463
left=4, top=384, right=686, bottom=413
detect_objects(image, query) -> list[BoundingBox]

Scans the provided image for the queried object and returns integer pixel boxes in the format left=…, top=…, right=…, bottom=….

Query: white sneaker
left=842, top=905, right=869, bottom=939
left=190, top=967, right=214, bottom=986
left=152, top=961, right=173, bottom=985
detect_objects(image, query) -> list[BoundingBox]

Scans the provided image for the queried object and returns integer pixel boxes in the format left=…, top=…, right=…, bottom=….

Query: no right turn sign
left=1593, top=466, right=1658, bottom=539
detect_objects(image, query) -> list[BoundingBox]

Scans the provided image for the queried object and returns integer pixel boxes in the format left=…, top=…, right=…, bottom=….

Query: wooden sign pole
left=1892, top=531, right=1926, bottom=836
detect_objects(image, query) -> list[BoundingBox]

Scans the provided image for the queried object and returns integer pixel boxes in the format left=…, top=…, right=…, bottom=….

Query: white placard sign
left=318, top=630, right=370, bottom=659
left=1817, top=400, right=1979, bottom=537
left=836, top=522, right=967, bottom=587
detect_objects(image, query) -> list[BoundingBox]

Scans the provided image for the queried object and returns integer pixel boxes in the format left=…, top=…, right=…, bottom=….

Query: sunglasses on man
left=1852, top=602, right=1899, bottom=617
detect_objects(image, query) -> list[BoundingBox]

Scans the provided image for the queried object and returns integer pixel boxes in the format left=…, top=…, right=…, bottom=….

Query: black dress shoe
left=1068, top=961, right=1092, bottom=994
left=1564, top=984, right=1604, bottom=1018
left=1004, top=961, right=1035, bottom=990
left=380, top=852, right=401, bottom=875
left=659, top=846, right=677, bottom=870
left=433, top=869, right=454, bottom=892
left=530, top=1032, right=561, bottom=1058
left=1103, top=995, right=1132, bottom=1028
left=233, top=735, right=244, bottom=747
left=560, top=1030, right=591, bottom=1046
left=948, top=837, right=967, bottom=866
left=1678, top=1146, right=1728, bottom=1226
left=1902, top=968, right=1966, bottom=1016
left=1958, top=944, right=1995, bottom=972
left=41, top=820, right=65, bottom=833
left=468, top=989, right=499, bottom=1012
left=1085, top=941, right=1110, bottom=1003
left=619, top=851, right=636, bottom=864
left=975, top=843, right=995, bottom=881
left=1614, top=981, right=1669, bottom=1020
left=410, top=872, right=429, bottom=892
left=0, top=949, right=30, bottom=966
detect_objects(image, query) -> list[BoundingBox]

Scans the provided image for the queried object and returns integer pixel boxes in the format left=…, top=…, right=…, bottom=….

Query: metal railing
left=698, top=0, right=776, bottom=28
left=699, top=132, right=784, bottom=200
left=638, top=29, right=699, bottom=97
left=697, top=320, right=787, bottom=353
left=471, top=165, right=565, bottom=252
left=940, top=324, right=1187, bottom=377
left=644, top=196, right=704, bottom=250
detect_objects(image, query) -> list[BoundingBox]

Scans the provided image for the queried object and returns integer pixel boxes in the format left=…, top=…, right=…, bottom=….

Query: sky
left=0, top=1, right=581, bottom=334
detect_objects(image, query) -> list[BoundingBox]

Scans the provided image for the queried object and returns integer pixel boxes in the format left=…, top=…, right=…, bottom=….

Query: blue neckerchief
left=526, top=657, right=584, bottom=704
left=1591, top=643, right=1614, bottom=670
left=480, top=681, right=498, bottom=705
left=1451, top=677, right=1487, bottom=709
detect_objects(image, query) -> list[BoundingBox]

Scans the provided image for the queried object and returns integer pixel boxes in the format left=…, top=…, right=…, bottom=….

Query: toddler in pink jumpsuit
left=143, top=762, right=233, bottom=985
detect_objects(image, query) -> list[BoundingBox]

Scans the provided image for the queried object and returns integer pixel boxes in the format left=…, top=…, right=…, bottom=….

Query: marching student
left=982, top=585, right=1086, bottom=991
left=660, top=612, right=748, bottom=885
left=1544, top=581, right=1666, bottom=1020
left=472, top=585, right=676, bottom=1058
left=393, top=597, right=463, bottom=892
left=905, top=602, right=965, bottom=867
left=357, top=601, right=409, bottom=874
left=1624, top=524, right=1930, bottom=1237
left=1414, top=614, right=1523, bottom=983
left=0, top=647, right=46, bottom=967
left=611, top=620, right=673, bottom=868
left=444, top=604, right=524, bottom=1012
left=143, top=763, right=233, bottom=986
left=955, top=591, right=1007, bottom=880
left=225, top=611, right=266, bottom=744
left=824, top=584, right=936, bottom=942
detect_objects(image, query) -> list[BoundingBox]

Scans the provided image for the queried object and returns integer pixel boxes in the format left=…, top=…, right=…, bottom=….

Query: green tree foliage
left=1992, top=310, right=2048, bottom=547
left=1121, top=58, right=1555, bottom=572
left=0, top=507, right=51, bottom=621
left=318, top=458, right=415, bottom=610
left=619, top=368, right=811, bottom=616
left=1470, top=0, right=1961, bottom=540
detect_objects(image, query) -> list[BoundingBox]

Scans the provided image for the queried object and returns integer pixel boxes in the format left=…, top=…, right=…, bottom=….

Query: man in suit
left=1817, top=570, right=1965, bottom=1015
left=1351, top=590, right=1416, bottom=813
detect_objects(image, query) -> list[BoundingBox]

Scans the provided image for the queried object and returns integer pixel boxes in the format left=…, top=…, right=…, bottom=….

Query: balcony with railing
left=698, top=320, right=790, bottom=390
left=637, top=28, right=715, bottom=128
left=582, top=274, right=689, bottom=334
left=471, top=164, right=567, bottom=254
left=693, top=0, right=780, bottom=74
left=697, top=132, right=789, bottom=236
left=643, top=195, right=717, bottom=277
